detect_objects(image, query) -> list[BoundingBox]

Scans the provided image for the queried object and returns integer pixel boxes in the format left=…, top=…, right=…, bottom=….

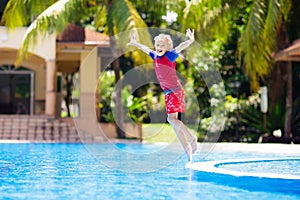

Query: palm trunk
left=277, top=16, right=292, bottom=139
left=284, top=62, right=292, bottom=138
left=111, top=58, right=126, bottom=138
left=107, top=0, right=126, bottom=138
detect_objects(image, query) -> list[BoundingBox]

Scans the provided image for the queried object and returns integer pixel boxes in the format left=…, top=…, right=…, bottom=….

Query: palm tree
left=180, top=0, right=293, bottom=138
left=2, top=0, right=151, bottom=138
left=237, top=0, right=292, bottom=139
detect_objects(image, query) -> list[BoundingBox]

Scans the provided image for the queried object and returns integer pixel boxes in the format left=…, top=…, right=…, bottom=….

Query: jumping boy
left=128, top=29, right=197, bottom=163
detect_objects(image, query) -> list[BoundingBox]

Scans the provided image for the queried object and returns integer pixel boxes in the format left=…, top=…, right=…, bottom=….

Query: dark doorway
left=0, top=0, right=9, bottom=21
left=0, top=73, right=33, bottom=114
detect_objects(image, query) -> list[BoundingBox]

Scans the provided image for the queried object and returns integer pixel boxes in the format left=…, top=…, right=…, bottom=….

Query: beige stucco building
left=0, top=24, right=110, bottom=118
left=0, top=24, right=142, bottom=141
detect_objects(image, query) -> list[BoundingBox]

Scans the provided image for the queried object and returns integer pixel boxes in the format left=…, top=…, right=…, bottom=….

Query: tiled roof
left=56, top=23, right=109, bottom=44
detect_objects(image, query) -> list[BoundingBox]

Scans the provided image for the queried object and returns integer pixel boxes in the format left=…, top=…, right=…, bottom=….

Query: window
left=0, top=65, right=34, bottom=114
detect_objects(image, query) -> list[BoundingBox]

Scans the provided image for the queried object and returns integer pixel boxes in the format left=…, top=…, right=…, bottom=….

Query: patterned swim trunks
left=165, top=88, right=185, bottom=114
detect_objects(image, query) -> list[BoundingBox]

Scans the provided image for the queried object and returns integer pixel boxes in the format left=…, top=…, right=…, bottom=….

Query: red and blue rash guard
left=149, top=50, right=185, bottom=114
left=149, top=50, right=180, bottom=91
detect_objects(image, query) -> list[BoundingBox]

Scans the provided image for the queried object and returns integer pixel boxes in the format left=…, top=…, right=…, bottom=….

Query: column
left=73, top=48, right=104, bottom=141
left=45, top=60, right=57, bottom=116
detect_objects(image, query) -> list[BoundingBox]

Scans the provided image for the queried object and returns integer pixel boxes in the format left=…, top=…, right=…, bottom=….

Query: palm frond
left=238, top=0, right=271, bottom=91
left=111, top=0, right=147, bottom=33
left=1, top=0, right=30, bottom=27
left=111, top=0, right=152, bottom=65
left=279, top=0, right=292, bottom=21
left=239, top=0, right=290, bottom=91
left=15, top=0, right=70, bottom=65
left=1, top=0, right=58, bottom=28
left=15, top=0, right=92, bottom=65
left=93, top=5, right=107, bottom=31
left=182, top=0, right=238, bottom=42
left=129, top=0, right=170, bottom=16
left=263, top=0, right=281, bottom=50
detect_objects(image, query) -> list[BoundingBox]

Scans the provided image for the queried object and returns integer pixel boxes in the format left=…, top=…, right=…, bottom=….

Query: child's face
left=155, top=39, right=168, bottom=56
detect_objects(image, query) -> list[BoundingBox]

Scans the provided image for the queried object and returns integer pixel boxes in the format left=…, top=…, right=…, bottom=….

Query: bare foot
left=191, top=136, right=198, bottom=154
left=185, top=145, right=192, bottom=162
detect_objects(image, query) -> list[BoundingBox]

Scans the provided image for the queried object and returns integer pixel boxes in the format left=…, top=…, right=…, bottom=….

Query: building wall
left=0, top=26, right=56, bottom=114
left=0, top=27, right=56, bottom=61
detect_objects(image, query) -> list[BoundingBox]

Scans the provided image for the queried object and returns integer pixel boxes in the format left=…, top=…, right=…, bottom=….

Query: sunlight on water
left=0, top=143, right=299, bottom=200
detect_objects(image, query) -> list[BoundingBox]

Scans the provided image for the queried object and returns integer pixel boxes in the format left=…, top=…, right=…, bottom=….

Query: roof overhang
left=274, top=40, right=300, bottom=62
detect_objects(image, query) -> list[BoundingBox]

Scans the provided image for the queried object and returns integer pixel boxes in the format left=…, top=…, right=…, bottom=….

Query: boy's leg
left=167, top=113, right=194, bottom=162
left=176, top=117, right=198, bottom=154
left=167, top=113, right=198, bottom=154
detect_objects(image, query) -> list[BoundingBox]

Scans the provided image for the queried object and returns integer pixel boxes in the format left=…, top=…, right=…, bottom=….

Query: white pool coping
left=199, top=142, right=300, bottom=155
left=186, top=157, right=300, bottom=180
left=186, top=143, right=300, bottom=180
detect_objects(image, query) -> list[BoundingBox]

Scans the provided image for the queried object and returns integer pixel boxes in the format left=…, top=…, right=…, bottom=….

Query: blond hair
left=154, top=34, right=173, bottom=50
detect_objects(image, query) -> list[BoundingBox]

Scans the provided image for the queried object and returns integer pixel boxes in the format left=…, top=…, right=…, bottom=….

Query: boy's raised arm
left=174, top=29, right=194, bottom=53
left=127, top=31, right=152, bottom=54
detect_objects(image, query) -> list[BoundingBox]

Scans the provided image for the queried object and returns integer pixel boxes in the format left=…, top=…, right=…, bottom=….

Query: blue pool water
left=0, top=143, right=300, bottom=200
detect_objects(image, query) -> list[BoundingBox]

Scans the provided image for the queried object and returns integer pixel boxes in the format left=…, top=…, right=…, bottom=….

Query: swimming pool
left=0, top=142, right=299, bottom=200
